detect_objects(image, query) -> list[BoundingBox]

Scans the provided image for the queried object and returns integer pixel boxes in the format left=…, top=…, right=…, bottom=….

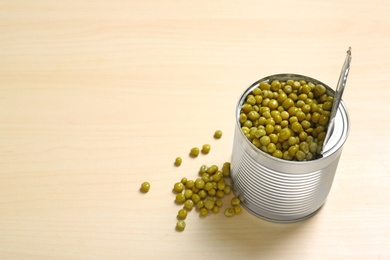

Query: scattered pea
left=204, top=198, right=215, bottom=210
left=196, top=200, right=205, bottom=210
left=184, top=189, right=193, bottom=199
left=195, top=178, right=205, bottom=189
left=177, top=209, right=188, bottom=220
left=185, top=180, right=195, bottom=189
left=176, top=220, right=186, bottom=231
left=174, top=157, right=182, bottom=166
left=223, top=185, right=231, bottom=195
left=184, top=199, right=194, bottom=210
left=140, top=182, right=150, bottom=193
left=214, top=130, right=223, bottom=139
left=175, top=193, right=186, bottom=204
left=225, top=208, right=235, bottom=217
left=234, top=205, right=242, bottom=214
left=172, top=161, right=243, bottom=231
left=190, top=147, right=200, bottom=157
left=173, top=182, right=184, bottom=193
left=201, top=144, right=211, bottom=154
left=199, top=207, right=208, bottom=217
left=231, top=197, right=241, bottom=206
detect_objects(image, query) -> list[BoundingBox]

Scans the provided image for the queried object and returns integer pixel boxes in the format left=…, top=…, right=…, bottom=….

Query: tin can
left=231, top=73, right=350, bottom=222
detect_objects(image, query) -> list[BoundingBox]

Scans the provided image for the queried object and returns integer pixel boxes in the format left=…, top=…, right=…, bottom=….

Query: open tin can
left=231, top=73, right=350, bottom=222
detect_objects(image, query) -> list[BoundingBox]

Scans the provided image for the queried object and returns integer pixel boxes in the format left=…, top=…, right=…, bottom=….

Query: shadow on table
left=196, top=205, right=323, bottom=258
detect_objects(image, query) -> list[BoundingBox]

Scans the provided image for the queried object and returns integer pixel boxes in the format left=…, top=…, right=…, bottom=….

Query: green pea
left=199, top=207, right=208, bottom=217
left=222, top=162, right=231, bottom=177
left=190, top=147, right=199, bottom=157
left=175, top=193, right=186, bottom=204
left=177, top=209, right=188, bottom=220
left=198, top=190, right=207, bottom=199
left=299, top=142, right=309, bottom=154
left=217, top=180, right=226, bottom=191
left=140, top=182, right=150, bottom=193
left=184, top=199, right=194, bottom=210
left=204, top=182, right=213, bottom=191
left=268, top=99, right=279, bottom=110
left=176, top=220, right=186, bottom=231
left=212, top=171, right=223, bottom=182
left=173, top=182, right=184, bottom=193
left=279, top=127, right=291, bottom=141
left=309, top=142, right=318, bottom=153
left=291, top=122, right=302, bottom=133
left=296, top=150, right=306, bottom=161
left=299, top=131, right=308, bottom=141
left=207, top=189, right=216, bottom=197
left=313, top=84, right=327, bottom=97
left=223, top=185, right=231, bottom=195
left=280, top=119, right=289, bottom=128
left=214, top=130, right=223, bottom=139
left=224, top=208, right=235, bottom=217
left=196, top=200, right=205, bottom=210
left=184, top=189, right=193, bottom=199
left=185, top=180, right=194, bottom=189
left=195, top=178, right=205, bottom=189
left=215, top=198, right=223, bottom=207
left=319, top=115, right=329, bottom=126
left=242, top=104, right=253, bottom=113
left=288, top=145, right=299, bottom=156
left=272, top=150, right=283, bottom=159
left=201, top=144, right=211, bottom=154
left=201, top=173, right=210, bottom=182
left=259, top=81, right=271, bottom=90
left=174, top=157, right=182, bottom=166
left=283, top=151, right=293, bottom=160
left=191, top=194, right=200, bottom=204
left=234, top=205, right=242, bottom=214
left=277, top=92, right=288, bottom=103
left=253, top=87, right=262, bottom=95
left=302, top=104, right=311, bottom=114
left=246, top=95, right=256, bottom=105
left=265, top=124, right=274, bottom=135
left=231, top=197, right=241, bottom=206
left=260, top=135, right=271, bottom=146
left=248, top=111, right=260, bottom=121
left=216, top=190, right=225, bottom=198
left=283, top=84, right=293, bottom=94
left=282, top=98, right=294, bottom=109
left=199, top=165, right=208, bottom=174
left=269, top=133, right=278, bottom=144
left=207, top=165, right=218, bottom=175
left=204, top=198, right=215, bottom=210
left=296, top=111, right=306, bottom=122
left=267, top=143, right=276, bottom=153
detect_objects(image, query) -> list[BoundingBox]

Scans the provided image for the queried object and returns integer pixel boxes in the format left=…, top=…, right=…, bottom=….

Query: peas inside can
left=239, top=78, right=333, bottom=161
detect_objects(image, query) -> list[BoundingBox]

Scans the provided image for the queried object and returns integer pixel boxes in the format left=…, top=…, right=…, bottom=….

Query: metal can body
left=231, top=74, right=350, bottom=222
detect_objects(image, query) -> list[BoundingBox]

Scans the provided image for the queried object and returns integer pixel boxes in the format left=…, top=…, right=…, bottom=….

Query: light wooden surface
left=1, top=1, right=390, bottom=259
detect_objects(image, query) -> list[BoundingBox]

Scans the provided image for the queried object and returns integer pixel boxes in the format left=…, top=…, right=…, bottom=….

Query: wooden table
left=1, top=1, right=389, bottom=259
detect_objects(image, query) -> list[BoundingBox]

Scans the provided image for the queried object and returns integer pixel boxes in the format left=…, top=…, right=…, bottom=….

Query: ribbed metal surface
left=231, top=74, right=350, bottom=222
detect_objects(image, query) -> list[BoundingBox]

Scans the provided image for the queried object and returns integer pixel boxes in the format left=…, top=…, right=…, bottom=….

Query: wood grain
left=1, top=0, right=390, bottom=259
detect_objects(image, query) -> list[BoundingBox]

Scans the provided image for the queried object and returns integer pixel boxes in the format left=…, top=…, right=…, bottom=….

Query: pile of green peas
left=174, top=162, right=242, bottom=231
left=240, top=79, right=333, bottom=161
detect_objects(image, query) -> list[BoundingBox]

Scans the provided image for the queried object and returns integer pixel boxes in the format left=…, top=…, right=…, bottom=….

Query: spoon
left=322, top=47, right=352, bottom=153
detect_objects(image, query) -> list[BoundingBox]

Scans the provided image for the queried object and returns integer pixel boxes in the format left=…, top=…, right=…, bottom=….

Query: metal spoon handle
left=322, top=47, right=352, bottom=152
